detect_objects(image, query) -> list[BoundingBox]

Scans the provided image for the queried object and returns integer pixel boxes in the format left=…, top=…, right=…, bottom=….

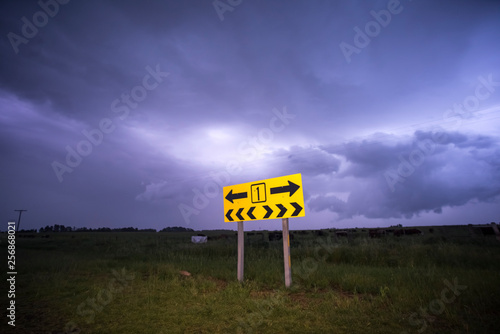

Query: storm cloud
left=1, top=0, right=499, bottom=231
left=307, top=131, right=500, bottom=220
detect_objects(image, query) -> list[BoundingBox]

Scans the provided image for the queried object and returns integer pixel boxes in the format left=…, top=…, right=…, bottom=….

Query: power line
left=14, top=209, right=27, bottom=231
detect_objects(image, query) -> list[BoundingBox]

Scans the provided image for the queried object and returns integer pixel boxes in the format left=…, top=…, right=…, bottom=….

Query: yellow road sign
left=223, top=173, right=305, bottom=222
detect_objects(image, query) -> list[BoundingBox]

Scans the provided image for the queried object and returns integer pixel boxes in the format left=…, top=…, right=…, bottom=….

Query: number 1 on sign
left=251, top=183, right=266, bottom=203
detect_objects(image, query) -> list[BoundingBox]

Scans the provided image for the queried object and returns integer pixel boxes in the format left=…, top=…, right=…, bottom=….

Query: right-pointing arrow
left=225, top=209, right=234, bottom=221
left=263, top=205, right=273, bottom=219
left=270, top=181, right=300, bottom=197
left=291, top=202, right=303, bottom=216
left=276, top=204, right=287, bottom=218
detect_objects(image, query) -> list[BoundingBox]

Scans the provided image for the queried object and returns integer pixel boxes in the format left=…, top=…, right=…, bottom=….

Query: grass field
left=2, top=225, right=500, bottom=333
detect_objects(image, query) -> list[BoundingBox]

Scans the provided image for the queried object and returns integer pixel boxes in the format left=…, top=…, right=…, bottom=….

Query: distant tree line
left=38, top=224, right=157, bottom=233
left=159, top=226, right=194, bottom=232
left=39, top=224, right=73, bottom=232
left=9, top=224, right=195, bottom=233
left=17, top=229, right=38, bottom=233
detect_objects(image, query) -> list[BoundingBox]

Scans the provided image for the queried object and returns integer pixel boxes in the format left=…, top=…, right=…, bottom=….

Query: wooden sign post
left=237, top=221, right=244, bottom=282
left=282, top=218, right=292, bottom=287
left=223, top=173, right=305, bottom=287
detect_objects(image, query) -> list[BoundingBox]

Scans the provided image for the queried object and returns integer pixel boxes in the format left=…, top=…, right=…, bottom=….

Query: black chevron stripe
left=291, top=202, right=303, bottom=216
left=225, top=209, right=234, bottom=221
left=247, top=207, right=256, bottom=220
left=276, top=204, right=287, bottom=218
left=263, top=205, right=273, bottom=219
left=236, top=208, right=244, bottom=221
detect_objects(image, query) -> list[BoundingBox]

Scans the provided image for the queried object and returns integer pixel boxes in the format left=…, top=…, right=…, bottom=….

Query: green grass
left=2, top=227, right=500, bottom=333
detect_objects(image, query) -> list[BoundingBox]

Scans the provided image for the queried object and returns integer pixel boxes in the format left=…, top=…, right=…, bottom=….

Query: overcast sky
left=1, top=0, right=499, bottom=232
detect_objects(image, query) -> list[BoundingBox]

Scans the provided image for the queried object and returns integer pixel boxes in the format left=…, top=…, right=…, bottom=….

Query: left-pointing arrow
left=236, top=208, right=245, bottom=221
left=225, top=209, right=234, bottom=221
left=247, top=207, right=256, bottom=220
left=225, top=189, right=248, bottom=203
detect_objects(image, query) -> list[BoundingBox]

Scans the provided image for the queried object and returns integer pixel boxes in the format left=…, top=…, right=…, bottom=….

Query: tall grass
left=2, top=228, right=500, bottom=333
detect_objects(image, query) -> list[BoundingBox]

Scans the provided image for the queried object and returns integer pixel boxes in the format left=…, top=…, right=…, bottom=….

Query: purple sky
left=1, top=0, right=499, bottom=231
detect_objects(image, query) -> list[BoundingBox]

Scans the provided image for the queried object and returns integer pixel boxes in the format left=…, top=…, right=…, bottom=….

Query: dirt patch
left=205, top=276, right=229, bottom=289
left=287, top=291, right=311, bottom=308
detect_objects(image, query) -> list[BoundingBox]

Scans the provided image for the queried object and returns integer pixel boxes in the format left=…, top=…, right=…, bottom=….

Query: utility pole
left=14, top=209, right=27, bottom=231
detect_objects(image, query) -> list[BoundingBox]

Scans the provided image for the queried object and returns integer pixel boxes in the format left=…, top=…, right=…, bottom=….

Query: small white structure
left=191, top=236, right=207, bottom=244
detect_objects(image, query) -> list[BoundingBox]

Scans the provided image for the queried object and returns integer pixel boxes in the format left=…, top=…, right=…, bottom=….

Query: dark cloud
left=1, top=1, right=499, bottom=230
left=268, top=145, right=342, bottom=176
left=322, top=136, right=405, bottom=177
left=308, top=131, right=500, bottom=220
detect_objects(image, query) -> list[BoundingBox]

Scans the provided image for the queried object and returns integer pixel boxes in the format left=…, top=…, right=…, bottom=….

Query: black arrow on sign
left=276, top=204, right=287, bottom=218
left=225, top=209, right=234, bottom=221
left=247, top=207, right=256, bottom=220
left=263, top=205, right=273, bottom=219
left=225, top=190, right=248, bottom=203
left=236, top=208, right=245, bottom=221
left=270, top=181, right=300, bottom=197
left=291, top=202, right=303, bottom=216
